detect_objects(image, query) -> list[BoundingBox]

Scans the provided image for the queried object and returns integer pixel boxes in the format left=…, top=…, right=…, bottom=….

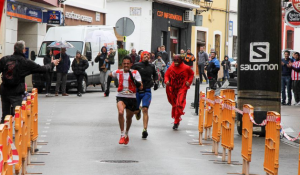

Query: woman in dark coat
left=71, top=51, right=89, bottom=97
left=43, top=49, right=53, bottom=97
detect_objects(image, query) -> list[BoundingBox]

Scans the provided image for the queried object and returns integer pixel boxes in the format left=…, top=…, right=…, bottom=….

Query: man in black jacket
left=0, top=40, right=59, bottom=123
left=160, top=45, right=169, bottom=68
left=55, top=48, right=70, bottom=96
left=206, top=52, right=220, bottom=90
left=131, top=51, right=158, bottom=139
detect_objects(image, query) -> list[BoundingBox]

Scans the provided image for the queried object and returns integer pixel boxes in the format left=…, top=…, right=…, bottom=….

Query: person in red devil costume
left=165, top=54, right=194, bottom=130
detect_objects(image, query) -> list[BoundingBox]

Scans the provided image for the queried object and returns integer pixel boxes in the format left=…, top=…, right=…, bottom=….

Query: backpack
left=2, top=57, right=21, bottom=86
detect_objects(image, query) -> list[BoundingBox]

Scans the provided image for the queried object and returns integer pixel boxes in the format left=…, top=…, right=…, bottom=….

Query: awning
left=155, top=0, right=200, bottom=9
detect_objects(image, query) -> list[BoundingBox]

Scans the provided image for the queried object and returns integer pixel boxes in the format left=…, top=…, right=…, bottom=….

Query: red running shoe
left=119, top=136, right=125, bottom=144
left=124, top=136, right=129, bottom=145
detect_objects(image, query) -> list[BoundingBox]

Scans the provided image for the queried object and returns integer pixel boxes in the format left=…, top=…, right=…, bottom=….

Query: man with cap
left=131, top=51, right=158, bottom=139
left=165, top=54, right=194, bottom=130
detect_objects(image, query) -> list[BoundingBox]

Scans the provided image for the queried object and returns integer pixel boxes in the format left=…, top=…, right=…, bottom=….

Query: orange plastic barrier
left=241, top=105, right=254, bottom=175
left=221, top=99, right=236, bottom=164
left=14, top=106, right=23, bottom=175
left=31, top=89, right=39, bottom=151
left=198, top=91, right=205, bottom=145
left=212, top=96, right=223, bottom=155
left=220, top=89, right=235, bottom=101
left=5, top=115, right=13, bottom=175
left=21, top=101, right=28, bottom=166
left=0, top=124, right=9, bottom=175
left=204, top=90, right=215, bottom=140
left=264, top=112, right=281, bottom=175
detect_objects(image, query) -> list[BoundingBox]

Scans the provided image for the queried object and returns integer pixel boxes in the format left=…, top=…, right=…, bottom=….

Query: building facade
left=228, top=0, right=238, bottom=60
left=191, top=0, right=227, bottom=76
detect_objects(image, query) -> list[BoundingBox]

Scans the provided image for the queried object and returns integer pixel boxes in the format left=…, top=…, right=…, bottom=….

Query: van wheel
left=82, top=77, right=87, bottom=93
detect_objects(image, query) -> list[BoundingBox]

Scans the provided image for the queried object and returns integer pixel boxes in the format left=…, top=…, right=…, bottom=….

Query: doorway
left=170, top=27, right=179, bottom=57
left=196, top=31, right=207, bottom=76
left=215, top=34, right=220, bottom=60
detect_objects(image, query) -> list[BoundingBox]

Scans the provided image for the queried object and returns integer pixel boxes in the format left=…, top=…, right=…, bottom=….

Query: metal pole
left=237, top=0, right=281, bottom=136
left=195, top=78, right=200, bottom=115
left=123, top=17, right=127, bottom=50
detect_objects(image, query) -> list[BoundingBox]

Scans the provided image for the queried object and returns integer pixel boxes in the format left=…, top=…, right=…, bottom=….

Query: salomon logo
left=250, top=42, right=269, bottom=62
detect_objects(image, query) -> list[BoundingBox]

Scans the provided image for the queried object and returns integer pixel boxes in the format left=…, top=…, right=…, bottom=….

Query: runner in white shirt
left=109, top=56, right=142, bottom=145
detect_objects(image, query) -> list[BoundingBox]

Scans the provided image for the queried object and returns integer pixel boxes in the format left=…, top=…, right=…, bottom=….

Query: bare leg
left=125, top=109, right=134, bottom=133
left=117, top=101, right=125, bottom=131
left=142, top=107, right=149, bottom=129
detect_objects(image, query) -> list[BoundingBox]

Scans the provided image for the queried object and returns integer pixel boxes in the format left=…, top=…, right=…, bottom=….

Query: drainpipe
left=225, top=0, right=230, bottom=57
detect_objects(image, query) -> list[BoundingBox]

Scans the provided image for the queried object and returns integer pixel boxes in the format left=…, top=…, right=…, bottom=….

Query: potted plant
left=118, top=48, right=130, bottom=69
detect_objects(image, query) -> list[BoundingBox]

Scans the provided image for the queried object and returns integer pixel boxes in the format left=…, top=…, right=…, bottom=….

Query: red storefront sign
left=173, top=39, right=178, bottom=44
left=292, top=0, right=300, bottom=14
left=0, top=0, right=5, bottom=26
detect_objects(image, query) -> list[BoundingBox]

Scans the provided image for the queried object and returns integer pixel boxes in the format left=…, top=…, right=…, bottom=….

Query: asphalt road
left=26, top=84, right=299, bottom=175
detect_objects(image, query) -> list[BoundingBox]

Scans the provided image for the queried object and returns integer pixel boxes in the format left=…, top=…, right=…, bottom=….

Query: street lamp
left=196, top=0, right=213, bottom=14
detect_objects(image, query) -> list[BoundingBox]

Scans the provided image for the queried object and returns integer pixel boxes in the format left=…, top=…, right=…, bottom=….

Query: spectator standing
left=43, top=49, right=54, bottom=97
left=221, top=56, right=231, bottom=80
left=206, top=51, right=220, bottom=90
left=103, top=48, right=116, bottom=97
left=152, top=54, right=166, bottom=87
left=150, top=52, right=156, bottom=63
left=0, top=40, right=59, bottom=123
left=281, top=51, right=293, bottom=105
left=184, top=49, right=195, bottom=68
left=160, top=45, right=169, bottom=67
left=129, top=49, right=140, bottom=63
left=198, top=46, right=209, bottom=84
left=155, top=46, right=161, bottom=58
left=289, top=52, right=300, bottom=106
left=71, top=51, right=89, bottom=97
left=55, top=47, right=70, bottom=96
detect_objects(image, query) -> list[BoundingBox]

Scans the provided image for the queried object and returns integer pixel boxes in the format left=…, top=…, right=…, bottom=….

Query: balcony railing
left=156, top=0, right=200, bottom=9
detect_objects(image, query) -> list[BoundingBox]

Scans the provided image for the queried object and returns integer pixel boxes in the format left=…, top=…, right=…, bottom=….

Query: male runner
left=132, top=51, right=158, bottom=139
left=165, top=54, right=194, bottom=129
left=109, top=56, right=142, bottom=145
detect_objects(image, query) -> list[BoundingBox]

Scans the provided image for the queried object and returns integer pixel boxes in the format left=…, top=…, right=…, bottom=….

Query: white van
left=31, top=25, right=118, bottom=93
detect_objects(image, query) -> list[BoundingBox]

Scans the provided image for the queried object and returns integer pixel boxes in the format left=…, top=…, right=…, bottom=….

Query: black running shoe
left=142, top=130, right=148, bottom=139
left=77, top=93, right=82, bottom=97
left=281, top=102, right=287, bottom=105
left=173, top=123, right=179, bottom=130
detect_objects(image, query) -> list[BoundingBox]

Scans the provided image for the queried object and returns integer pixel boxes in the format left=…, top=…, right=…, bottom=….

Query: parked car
left=31, top=25, right=118, bottom=93
left=228, top=58, right=237, bottom=78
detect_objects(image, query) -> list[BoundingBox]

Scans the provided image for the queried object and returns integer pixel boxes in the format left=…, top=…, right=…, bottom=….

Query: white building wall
left=5, top=16, right=18, bottom=56
left=294, top=28, right=300, bottom=51
left=228, top=0, right=238, bottom=59
left=106, top=0, right=153, bottom=52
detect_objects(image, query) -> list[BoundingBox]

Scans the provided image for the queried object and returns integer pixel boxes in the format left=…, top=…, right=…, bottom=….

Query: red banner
left=0, top=0, right=4, bottom=27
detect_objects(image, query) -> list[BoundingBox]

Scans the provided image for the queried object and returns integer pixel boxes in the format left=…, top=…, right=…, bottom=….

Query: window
left=232, top=36, right=238, bottom=58
left=38, top=41, right=84, bottom=58
left=84, top=42, right=91, bottom=56
left=287, top=30, right=294, bottom=49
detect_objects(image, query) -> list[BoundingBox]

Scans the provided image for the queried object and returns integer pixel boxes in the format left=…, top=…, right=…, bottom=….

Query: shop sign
left=65, top=11, right=93, bottom=23
left=157, top=11, right=182, bottom=21
left=173, top=39, right=178, bottom=44
left=285, top=9, right=300, bottom=28
left=292, top=0, right=300, bottom=13
left=130, top=7, right=142, bottom=16
left=6, top=0, right=42, bottom=22
left=96, top=12, right=100, bottom=21
left=47, top=11, right=61, bottom=24
left=229, top=21, right=233, bottom=37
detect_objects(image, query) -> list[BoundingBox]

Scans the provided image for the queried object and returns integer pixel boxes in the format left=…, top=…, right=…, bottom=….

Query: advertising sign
left=47, top=11, right=61, bottom=24
left=292, top=0, right=300, bottom=13
left=285, top=9, right=300, bottom=28
left=6, top=0, right=42, bottom=22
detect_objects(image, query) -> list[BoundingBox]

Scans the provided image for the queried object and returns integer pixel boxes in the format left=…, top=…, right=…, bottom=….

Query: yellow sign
left=123, top=36, right=126, bottom=42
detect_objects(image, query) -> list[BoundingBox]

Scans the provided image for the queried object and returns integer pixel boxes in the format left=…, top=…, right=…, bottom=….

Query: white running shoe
left=296, top=102, right=300, bottom=106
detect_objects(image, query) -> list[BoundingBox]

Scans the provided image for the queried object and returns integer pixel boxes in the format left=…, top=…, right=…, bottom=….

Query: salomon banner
left=0, top=0, right=5, bottom=27
left=237, top=0, right=281, bottom=135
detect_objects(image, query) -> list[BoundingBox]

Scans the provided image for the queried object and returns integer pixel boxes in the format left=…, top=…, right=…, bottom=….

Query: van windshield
left=38, top=41, right=83, bottom=57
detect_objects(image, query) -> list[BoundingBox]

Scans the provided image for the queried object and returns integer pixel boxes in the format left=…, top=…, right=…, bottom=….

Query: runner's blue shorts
left=136, top=89, right=152, bottom=109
